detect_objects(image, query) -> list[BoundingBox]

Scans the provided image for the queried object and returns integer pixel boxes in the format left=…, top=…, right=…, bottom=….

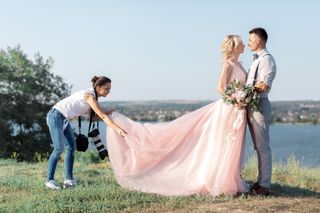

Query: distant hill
left=99, top=100, right=320, bottom=124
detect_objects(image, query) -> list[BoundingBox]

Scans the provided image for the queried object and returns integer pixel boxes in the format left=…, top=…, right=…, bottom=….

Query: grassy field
left=0, top=152, right=319, bottom=213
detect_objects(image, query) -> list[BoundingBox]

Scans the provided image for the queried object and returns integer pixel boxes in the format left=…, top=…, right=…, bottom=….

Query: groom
left=246, top=27, right=276, bottom=195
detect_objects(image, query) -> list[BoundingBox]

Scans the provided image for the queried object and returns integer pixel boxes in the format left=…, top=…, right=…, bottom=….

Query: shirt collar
left=256, top=48, right=267, bottom=57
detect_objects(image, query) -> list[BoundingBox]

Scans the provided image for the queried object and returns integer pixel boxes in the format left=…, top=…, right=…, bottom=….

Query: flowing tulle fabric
left=107, top=100, right=248, bottom=196
left=107, top=61, right=248, bottom=196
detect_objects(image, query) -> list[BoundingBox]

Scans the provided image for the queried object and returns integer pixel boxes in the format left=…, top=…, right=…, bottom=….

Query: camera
left=88, top=128, right=109, bottom=160
left=75, top=133, right=89, bottom=152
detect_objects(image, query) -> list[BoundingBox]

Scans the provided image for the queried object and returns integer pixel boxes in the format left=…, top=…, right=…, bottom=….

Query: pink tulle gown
left=107, top=61, right=248, bottom=196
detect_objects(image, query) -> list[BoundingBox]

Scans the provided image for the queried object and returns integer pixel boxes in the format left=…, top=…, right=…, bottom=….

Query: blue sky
left=1, top=1, right=319, bottom=101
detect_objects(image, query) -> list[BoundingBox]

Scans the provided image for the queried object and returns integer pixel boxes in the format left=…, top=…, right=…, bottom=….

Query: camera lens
left=88, top=129, right=99, bottom=137
left=88, top=128, right=108, bottom=160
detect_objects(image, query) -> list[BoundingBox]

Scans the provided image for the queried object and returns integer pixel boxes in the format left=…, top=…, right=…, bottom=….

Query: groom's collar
left=256, top=48, right=268, bottom=57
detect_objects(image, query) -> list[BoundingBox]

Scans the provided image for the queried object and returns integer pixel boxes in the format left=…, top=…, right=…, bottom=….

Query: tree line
left=0, top=46, right=71, bottom=161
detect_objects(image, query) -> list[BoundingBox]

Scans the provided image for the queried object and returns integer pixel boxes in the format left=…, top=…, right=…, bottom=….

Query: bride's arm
left=84, top=94, right=127, bottom=137
left=218, top=62, right=244, bottom=110
left=217, top=62, right=232, bottom=95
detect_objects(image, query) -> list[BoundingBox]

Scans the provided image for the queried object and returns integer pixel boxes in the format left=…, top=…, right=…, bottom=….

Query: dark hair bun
left=91, top=76, right=112, bottom=89
left=91, top=76, right=99, bottom=84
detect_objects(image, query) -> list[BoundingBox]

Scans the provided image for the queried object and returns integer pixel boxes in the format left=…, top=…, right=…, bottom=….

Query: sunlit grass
left=0, top=153, right=319, bottom=212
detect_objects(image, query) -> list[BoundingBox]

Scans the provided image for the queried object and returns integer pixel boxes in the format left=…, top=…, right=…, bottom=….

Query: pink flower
left=233, top=90, right=247, bottom=103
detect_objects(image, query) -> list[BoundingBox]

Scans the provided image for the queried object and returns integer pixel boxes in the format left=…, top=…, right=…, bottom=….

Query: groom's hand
left=255, top=82, right=269, bottom=92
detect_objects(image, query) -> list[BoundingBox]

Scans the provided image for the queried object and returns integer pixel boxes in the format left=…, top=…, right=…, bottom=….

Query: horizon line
left=101, top=99, right=320, bottom=102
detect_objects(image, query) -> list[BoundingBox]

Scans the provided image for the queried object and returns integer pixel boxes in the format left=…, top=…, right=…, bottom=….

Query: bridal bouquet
left=223, top=79, right=260, bottom=111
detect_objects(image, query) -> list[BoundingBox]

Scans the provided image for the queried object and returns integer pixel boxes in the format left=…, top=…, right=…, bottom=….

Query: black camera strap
left=90, top=118, right=99, bottom=131
left=78, top=89, right=99, bottom=136
left=87, top=109, right=98, bottom=135
left=87, top=89, right=108, bottom=160
left=78, top=116, right=82, bottom=134
left=87, top=89, right=99, bottom=134
left=78, top=112, right=95, bottom=136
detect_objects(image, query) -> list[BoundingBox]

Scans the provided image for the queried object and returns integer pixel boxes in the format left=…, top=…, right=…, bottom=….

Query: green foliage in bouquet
left=223, top=79, right=260, bottom=111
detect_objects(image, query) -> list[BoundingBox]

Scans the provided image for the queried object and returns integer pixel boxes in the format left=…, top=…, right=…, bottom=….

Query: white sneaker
left=63, top=179, right=77, bottom=189
left=45, top=180, right=61, bottom=190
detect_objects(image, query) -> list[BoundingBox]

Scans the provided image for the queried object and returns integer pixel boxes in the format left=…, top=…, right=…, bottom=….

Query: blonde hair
left=221, top=35, right=242, bottom=60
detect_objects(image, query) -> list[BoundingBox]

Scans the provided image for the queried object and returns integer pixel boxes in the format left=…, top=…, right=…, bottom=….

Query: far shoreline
left=271, top=122, right=320, bottom=126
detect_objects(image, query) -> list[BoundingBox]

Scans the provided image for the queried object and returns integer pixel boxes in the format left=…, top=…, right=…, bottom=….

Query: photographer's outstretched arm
left=84, top=94, right=127, bottom=137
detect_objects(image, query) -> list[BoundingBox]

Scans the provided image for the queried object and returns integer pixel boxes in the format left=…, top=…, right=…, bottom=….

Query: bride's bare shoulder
left=222, top=60, right=234, bottom=72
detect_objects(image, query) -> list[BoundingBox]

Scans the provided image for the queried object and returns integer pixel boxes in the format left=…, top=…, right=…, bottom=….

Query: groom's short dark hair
left=249, top=27, right=268, bottom=42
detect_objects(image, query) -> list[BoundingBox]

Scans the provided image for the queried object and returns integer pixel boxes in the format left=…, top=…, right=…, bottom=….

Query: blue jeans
left=46, top=109, right=76, bottom=180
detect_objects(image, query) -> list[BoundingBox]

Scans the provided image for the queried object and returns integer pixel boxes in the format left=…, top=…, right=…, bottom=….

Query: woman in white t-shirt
left=45, top=76, right=127, bottom=189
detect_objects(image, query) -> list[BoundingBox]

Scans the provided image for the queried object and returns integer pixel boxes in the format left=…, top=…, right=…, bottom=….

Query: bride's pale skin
left=218, top=38, right=245, bottom=109
left=248, top=33, right=269, bottom=92
left=84, top=82, right=127, bottom=137
left=218, top=40, right=245, bottom=95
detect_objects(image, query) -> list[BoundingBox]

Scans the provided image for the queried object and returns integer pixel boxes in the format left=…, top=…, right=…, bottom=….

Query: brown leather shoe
left=254, top=185, right=271, bottom=196
left=250, top=182, right=260, bottom=191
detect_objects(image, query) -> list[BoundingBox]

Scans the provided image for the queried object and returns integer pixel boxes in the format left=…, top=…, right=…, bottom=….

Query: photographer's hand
left=116, top=127, right=127, bottom=138
left=85, top=94, right=127, bottom=137
left=102, top=116, right=127, bottom=137
left=105, top=109, right=115, bottom=115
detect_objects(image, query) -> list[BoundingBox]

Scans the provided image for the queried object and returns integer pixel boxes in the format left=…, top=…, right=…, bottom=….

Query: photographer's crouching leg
left=63, top=124, right=77, bottom=189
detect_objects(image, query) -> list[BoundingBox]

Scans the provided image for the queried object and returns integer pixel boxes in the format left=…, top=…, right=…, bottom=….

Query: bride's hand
left=235, top=103, right=245, bottom=110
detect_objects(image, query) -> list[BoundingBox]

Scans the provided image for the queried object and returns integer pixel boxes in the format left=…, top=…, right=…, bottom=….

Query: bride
left=106, top=35, right=249, bottom=196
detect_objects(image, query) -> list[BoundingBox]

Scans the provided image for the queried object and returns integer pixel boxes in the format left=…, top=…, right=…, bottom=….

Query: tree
left=0, top=46, right=71, bottom=161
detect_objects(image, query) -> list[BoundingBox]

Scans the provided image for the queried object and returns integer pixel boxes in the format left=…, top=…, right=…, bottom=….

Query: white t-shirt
left=53, top=88, right=96, bottom=119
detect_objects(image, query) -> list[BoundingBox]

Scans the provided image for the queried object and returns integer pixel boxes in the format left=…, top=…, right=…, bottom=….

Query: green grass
left=0, top=153, right=319, bottom=213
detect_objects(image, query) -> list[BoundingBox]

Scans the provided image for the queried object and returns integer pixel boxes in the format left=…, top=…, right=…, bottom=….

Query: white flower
left=223, top=79, right=261, bottom=111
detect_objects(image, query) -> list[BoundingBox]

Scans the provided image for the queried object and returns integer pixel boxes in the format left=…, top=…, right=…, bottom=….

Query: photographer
left=45, top=76, right=127, bottom=189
